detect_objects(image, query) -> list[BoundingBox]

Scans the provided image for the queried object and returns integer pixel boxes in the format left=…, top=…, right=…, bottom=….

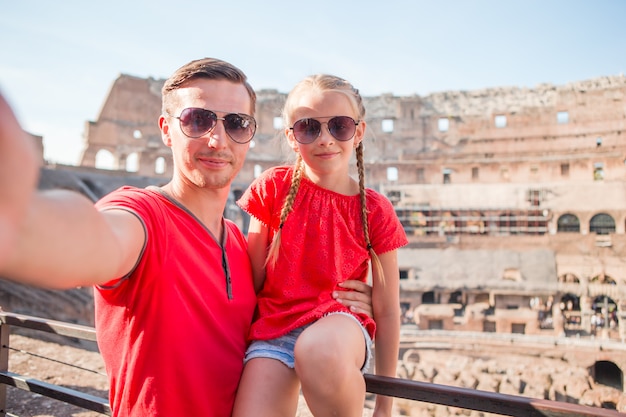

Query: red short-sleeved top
left=94, top=186, right=257, bottom=417
left=238, top=166, right=408, bottom=341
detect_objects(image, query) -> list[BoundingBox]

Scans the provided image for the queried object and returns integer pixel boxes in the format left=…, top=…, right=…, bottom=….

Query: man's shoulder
left=95, top=186, right=164, bottom=212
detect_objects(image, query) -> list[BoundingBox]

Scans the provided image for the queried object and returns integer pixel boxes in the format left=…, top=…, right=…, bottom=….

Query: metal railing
left=0, top=311, right=624, bottom=417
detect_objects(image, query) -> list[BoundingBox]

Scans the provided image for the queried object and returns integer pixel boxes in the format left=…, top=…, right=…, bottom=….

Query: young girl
left=233, top=74, right=408, bottom=417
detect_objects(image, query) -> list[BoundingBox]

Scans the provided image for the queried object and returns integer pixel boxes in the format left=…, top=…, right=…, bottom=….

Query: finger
left=333, top=294, right=373, bottom=316
left=333, top=290, right=366, bottom=304
left=338, top=280, right=372, bottom=295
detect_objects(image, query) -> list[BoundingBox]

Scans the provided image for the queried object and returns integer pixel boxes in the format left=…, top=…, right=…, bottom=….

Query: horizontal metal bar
left=364, top=374, right=625, bottom=417
left=0, top=312, right=97, bottom=342
left=0, top=371, right=110, bottom=415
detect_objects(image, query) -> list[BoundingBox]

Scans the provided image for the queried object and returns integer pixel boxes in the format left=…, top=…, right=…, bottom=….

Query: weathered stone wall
left=79, top=75, right=167, bottom=176
left=78, top=73, right=626, bottom=189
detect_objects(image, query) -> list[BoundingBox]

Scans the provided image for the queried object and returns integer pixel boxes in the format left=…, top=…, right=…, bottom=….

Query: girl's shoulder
left=251, top=165, right=294, bottom=191
left=261, top=165, right=292, bottom=177
left=365, top=188, right=395, bottom=211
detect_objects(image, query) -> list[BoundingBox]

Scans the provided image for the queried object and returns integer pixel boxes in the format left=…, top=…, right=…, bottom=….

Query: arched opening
left=560, top=293, right=581, bottom=328
left=155, top=157, right=166, bottom=175
left=557, top=213, right=580, bottom=233
left=422, top=291, right=436, bottom=304
left=558, top=273, right=580, bottom=283
left=125, top=152, right=139, bottom=173
left=591, top=294, right=618, bottom=332
left=592, top=360, right=623, bottom=391
left=449, top=291, right=463, bottom=304
left=94, top=149, right=115, bottom=170
left=590, top=213, right=615, bottom=235
left=601, top=401, right=618, bottom=410
left=254, top=164, right=263, bottom=178
left=400, top=302, right=413, bottom=324
left=591, top=274, right=616, bottom=285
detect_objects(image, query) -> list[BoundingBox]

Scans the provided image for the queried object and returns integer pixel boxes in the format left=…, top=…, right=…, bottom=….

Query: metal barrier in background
left=0, top=311, right=624, bottom=417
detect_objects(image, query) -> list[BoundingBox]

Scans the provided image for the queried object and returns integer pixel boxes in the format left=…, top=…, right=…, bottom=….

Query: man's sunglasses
left=166, top=107, right=256, bottom=144
left=289, top=116, right=360, bottom=144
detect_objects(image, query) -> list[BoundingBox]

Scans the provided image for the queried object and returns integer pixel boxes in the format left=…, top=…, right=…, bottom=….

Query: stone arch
left=558, top=273, right=580, bottom=283
left=592, top=360, right=623, bottom=391
left=560, top=293, right=581, bottom=328
left=557, top=213, right=580, bottom=233
left=590, top=213, right=616, bottom=235
left=591, top=274, right=616, bottom=285
left=422, top=291, right=436, bottom=304
left=125, top=152, right=139, bottom=173
left=591, top=295, right=619, bottom=331
left=560, top=293, right=581, bottom=312
left=155, top=156, right=166, bottom=175
left=94, top=149, right=115, bottom=170
left=254, top=164, right=263, bottom=178
left=449, top=290, right=463, bottom=304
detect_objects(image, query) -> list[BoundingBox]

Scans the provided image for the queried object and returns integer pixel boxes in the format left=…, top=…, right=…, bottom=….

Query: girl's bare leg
left=295, top=314, right=366, bottom=417
left=232, top=357, right=300, bottom=417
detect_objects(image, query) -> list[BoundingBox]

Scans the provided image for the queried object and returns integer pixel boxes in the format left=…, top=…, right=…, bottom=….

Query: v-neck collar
left=147, top=186, right=233, bottom=299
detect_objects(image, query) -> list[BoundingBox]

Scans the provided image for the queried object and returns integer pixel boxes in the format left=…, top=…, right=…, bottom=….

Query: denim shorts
left=244, top=312, right=373, bottom=373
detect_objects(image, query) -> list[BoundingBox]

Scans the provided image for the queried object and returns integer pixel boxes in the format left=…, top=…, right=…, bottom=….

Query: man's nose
left=207, top=120, right=228, bottom=148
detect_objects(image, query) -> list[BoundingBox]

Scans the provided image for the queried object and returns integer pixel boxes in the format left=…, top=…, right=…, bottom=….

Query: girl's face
left=285, top=90, right=366, bottom=181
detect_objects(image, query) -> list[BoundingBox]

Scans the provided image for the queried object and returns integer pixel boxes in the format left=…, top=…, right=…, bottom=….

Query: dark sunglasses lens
left=293, top=119, right=321, bottom=144
left=224, top=114, right=256, bottom=143
left=328, top=116, right=356, bottom=141
left=179, top=108, right=217, bottom=138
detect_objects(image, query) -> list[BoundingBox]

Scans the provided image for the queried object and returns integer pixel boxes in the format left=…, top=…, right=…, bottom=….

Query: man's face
left=161, top=78, right=253, bottom=190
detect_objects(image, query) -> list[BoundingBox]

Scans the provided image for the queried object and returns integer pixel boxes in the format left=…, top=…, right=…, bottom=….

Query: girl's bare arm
left=371, top=249, right=401, bottom=417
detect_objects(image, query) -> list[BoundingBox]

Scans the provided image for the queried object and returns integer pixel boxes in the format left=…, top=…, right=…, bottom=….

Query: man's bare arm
left=0, top=93, right=145, bottom=289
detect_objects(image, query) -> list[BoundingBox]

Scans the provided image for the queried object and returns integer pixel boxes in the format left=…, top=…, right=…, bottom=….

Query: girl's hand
left=332, top=280, right=373, bottom=318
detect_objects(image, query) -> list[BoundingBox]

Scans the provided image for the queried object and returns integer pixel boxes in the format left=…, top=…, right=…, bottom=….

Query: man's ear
left=159, top=115, right=172, bottom=147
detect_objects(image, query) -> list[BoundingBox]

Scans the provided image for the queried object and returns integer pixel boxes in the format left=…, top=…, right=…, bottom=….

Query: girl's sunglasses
left=290, top=116, right=359, bottom=144
left=166, top=107, right=257, bottom=144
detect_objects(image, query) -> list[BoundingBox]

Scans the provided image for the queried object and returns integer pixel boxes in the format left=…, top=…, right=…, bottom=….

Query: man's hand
left=0, top=93, right=40, bottom=268
left=333, top=280, right=373, bottom=318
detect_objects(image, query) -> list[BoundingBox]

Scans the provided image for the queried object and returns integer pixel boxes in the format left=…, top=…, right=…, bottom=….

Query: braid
left=356, top=142, right=384, bottom=285
left=266, top=154, right=305, bottom=268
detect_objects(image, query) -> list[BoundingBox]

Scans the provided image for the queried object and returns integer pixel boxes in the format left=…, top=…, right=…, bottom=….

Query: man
left=0, top=58, right=372, bottom=417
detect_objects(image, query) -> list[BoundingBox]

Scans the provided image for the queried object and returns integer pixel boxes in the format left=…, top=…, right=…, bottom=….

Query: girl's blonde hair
left=266, top=74, right=384, bottom=283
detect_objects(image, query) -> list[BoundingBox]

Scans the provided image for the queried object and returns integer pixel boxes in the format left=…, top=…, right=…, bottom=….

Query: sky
left=1, top=0, right=625, bottom=166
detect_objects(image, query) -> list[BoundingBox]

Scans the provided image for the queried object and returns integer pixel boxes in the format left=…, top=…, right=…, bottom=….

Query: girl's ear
left=354, top=119, right=367, bottom=147
left=285, top=127, right=299, bottom=152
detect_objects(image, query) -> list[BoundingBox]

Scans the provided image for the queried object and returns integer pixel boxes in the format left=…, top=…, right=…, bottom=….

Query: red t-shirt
left=238, top=166, right=408, bottom=341
left=94, top=186, right=256, bottom=417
